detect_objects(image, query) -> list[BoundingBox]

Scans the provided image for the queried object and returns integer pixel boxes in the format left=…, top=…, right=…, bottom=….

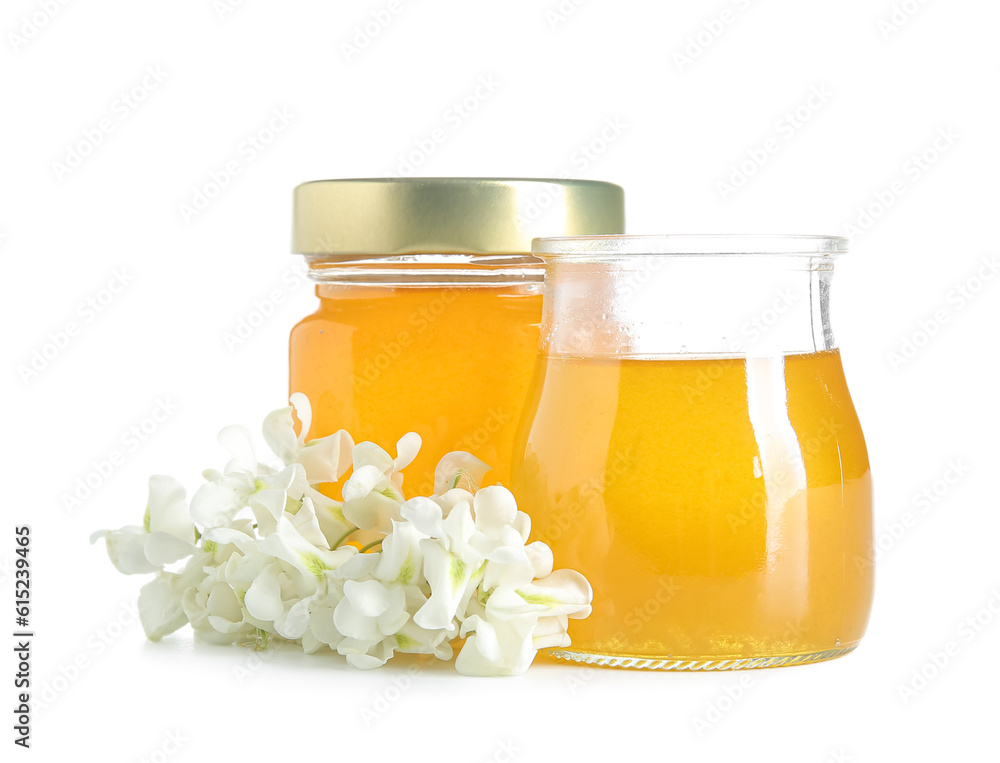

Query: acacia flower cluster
left=91, top=394, right=593, bottom=676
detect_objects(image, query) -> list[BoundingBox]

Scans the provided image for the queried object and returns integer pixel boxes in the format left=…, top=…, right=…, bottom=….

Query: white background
left=3, top=0, right=999, bottom=761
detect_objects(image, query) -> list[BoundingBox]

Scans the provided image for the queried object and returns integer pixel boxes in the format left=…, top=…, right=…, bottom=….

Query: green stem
left=359, top=538, right=384, bottom=553
left=332, top=526, right=359, bottom=549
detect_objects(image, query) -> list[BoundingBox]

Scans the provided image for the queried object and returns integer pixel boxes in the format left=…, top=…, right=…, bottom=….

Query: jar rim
left=531, top=234, right=848, bottom=257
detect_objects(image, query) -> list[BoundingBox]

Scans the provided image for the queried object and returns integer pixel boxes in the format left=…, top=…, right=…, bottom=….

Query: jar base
left=546, top=642, right=860, bottom=671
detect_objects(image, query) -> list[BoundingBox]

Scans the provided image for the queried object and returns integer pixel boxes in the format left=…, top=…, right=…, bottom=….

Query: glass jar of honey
left=512, top=235, right=873, bottom=670
left=289, top=178, right=625, bottom=496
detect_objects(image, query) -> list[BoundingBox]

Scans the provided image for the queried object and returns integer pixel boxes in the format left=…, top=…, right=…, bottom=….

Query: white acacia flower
left=455, top=571, right=593, bottom=676
left=306, top=488, right=356, bottom=548
left=393, top=585, right=454, bottom=660
left=182, top=562, right=257, bottom=644
left=90, top=475, right=196, bottom=574
left=206, top=516, right=356, bottom=640
left=93, top=396, right=597, bottom=677
left=341, top=433, right=421, bottom=533
left=456, top=610, right=537, bottom=677
left=410, top=500, right=486, bottom=632
left=137, top=554, right=210, bottom=641
left=263, top=393, right=354, bottom=485
left=301, top=582, right=346, bottom=654
left=374, top=520, right=425, bottom=587
left=334, top=579, right=410, bottom=668
left=189, top=424, right=306, bottom=531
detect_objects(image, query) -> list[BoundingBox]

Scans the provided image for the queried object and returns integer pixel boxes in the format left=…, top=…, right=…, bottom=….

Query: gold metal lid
left=292, top=177, right=625, bottom=256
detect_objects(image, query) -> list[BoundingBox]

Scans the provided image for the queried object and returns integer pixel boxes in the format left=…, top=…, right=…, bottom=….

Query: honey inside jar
left=513, top=349, right=873, bottom=665
left=290, top=282, right=543, bottom=494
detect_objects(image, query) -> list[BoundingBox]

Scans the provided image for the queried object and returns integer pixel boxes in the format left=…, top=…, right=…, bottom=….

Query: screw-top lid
left=292, top=177, right=625, bottom=256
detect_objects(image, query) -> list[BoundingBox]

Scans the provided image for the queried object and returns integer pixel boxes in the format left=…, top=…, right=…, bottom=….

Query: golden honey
left=291, top=283, right=543, bottom=494
left=513, top=349, right=873, bottom=665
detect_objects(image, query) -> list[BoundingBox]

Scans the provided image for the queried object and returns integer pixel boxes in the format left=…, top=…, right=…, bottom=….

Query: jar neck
left=303, top=253, right=543, bottom=287
left=540, top=255, right=837, bottom=357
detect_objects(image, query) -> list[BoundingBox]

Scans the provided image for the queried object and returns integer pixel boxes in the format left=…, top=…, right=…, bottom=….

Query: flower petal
left=298, top=429, right=355, bottom=484
left=278, top=595, right=313, bottom=640
left=262, top=404, right=298, bottom=464
left=393, top=432, right=422, bottom=472
left=138, top=573, right=189, bottom=641
left=399, top=497, right=443, bottom=538
left=532, top=614, right=571, bottom=650
left=434, top=451, right=491, bottom=494
left=413, top=540, right=479, bottom=631
left=473, top=486, right=518, bottom=537
left=146, top=475, right=195, bottom=543
left=93, top=528, right=159, bottom=574
left=517, top=569, right=594, bottom=618
left=344, top=579, right=395, bottom=618
left=352, top=442, right=394, bottom=473
left=144, top=531, right=195, bottom=566
left=190, top=478, right=247, bottom=529
left=244, top=566, right=284, bottom=622
left=334, top=597, right=381, bottom=642
left=456, top=613, right=537, bottom=677
left=525, top=542, right=554, bottom=579
left=342, top=490, right=401, bottom=533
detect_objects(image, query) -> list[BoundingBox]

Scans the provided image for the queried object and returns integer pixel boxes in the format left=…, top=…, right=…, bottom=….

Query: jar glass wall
left=512, top=235, right=873, bottom=670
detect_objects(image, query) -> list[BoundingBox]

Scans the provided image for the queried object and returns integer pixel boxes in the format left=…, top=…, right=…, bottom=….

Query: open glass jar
left=289, top=178, right=625, bottom=496
left=512, top=235, right=873, bottom=669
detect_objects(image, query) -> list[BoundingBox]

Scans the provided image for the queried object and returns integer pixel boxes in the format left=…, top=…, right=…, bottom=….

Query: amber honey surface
left=290, top=284, right=542, bottom=496
left=512, top=349, right=873, bottom=664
